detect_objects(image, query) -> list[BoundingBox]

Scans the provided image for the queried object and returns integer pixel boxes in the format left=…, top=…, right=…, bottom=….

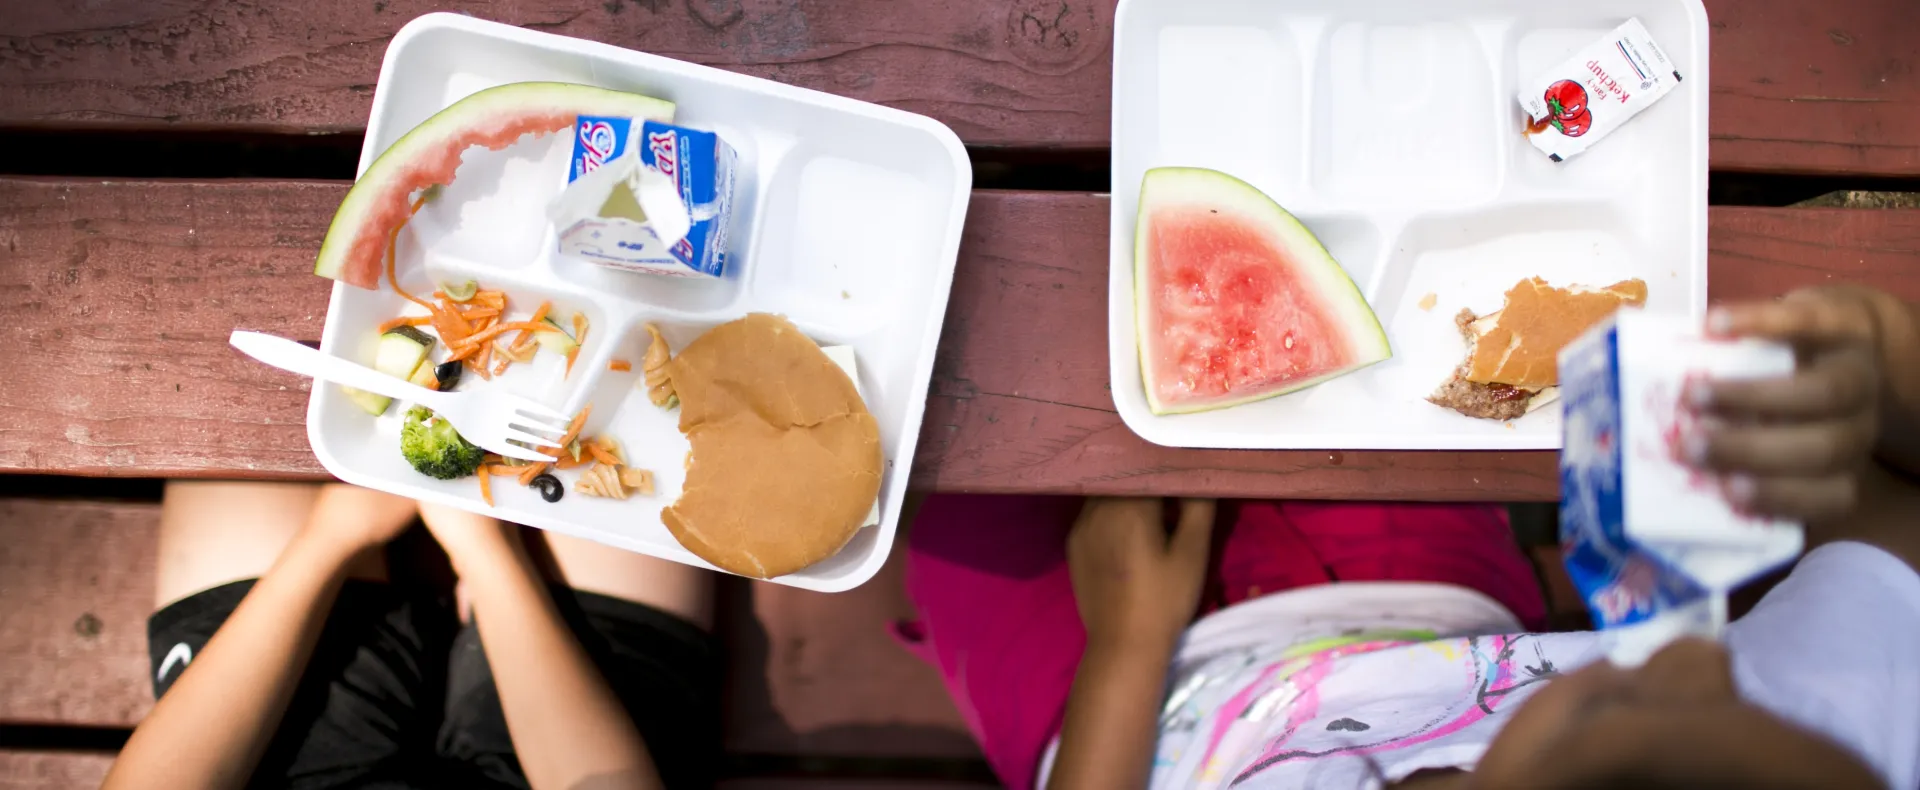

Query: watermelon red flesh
left=316, top=82, right=676, bottom=289
left=1146, top=210, right=1350, bottom=402
left=1135, top=168, right=1390, bottom=415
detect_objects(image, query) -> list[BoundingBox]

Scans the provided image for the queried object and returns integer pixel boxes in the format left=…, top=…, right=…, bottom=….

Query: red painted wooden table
left=1, top=0, right=1916, bottom=500
left=0, top=1, right=1915, bottom=784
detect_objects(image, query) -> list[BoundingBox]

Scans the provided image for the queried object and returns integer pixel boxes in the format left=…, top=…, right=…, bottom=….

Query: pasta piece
left=576, top=462, right=628, bottom=500
left=575, top=461, right=657, bottom=499
left=619, top=467, right=655, bottom=496
left=642, top=323, right=678, bottom=408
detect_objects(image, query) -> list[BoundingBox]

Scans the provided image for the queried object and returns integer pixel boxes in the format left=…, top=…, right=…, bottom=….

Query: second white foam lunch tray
left=307, top=13, right=972, bottom=592
left=1108, top=0, right=1709, bottom=450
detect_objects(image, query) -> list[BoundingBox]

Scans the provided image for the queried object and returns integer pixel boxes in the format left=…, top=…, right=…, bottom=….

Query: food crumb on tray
left=1418, top=292, right=1438, bottom=312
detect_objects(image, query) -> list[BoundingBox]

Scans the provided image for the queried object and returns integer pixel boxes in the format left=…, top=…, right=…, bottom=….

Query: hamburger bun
left=659, top=313, right=882, bottom=578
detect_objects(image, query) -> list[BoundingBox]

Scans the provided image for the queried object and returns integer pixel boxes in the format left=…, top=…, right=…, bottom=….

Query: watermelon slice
left=1135, top=167, right=1390, bottom=415
left=315, top=82, right=676, bottom=289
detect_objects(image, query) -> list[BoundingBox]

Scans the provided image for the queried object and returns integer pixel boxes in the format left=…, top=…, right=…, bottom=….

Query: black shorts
left=148, top=580, right=720, bottom=790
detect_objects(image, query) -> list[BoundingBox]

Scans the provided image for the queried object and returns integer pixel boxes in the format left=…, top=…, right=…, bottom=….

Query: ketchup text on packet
left=1586, top=60, right=1633, bottom=105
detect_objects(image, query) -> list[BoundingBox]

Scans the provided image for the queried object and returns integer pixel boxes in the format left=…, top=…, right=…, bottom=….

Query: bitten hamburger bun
left=659, top=313, right=883, bottom=578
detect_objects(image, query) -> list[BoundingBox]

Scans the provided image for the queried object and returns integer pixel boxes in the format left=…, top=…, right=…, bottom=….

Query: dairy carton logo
left=647, top=130, right=679, bottom=181
left=578, top=120, right=621, bottom=174
left=1591, top=557, right=1659, bottom=622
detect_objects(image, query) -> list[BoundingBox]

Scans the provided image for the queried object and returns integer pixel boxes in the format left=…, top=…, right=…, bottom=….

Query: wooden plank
left=0, top=180, right=331, bottom=479
left=724, top=532, right=978, bottom=759
left=0, top=751, right=115, bottom=790
left=0, top=0, right=1110, bottom=149
left=1708, top=0, right=1920, bottom=175
left=0, top=500, right=157, bottom=728
left=2, top=1, right=1914, bottom=174
left=3, top=180, right=1917, bottom=498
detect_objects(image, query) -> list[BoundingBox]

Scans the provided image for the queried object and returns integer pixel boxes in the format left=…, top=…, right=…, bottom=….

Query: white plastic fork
left=230, top=330, right=570, bottom=463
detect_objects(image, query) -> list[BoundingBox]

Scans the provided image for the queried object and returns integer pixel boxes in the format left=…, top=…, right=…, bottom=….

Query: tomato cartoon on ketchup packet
left=1558, top=311, right=1803, bottom=666
left=1519, top=18, right=1682, bottom=162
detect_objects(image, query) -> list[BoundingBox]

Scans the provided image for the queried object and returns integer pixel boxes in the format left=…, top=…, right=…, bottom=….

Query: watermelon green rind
left=1134, top=167, right=1391, bottom=415
left=315, top=82, right=676, bottom=288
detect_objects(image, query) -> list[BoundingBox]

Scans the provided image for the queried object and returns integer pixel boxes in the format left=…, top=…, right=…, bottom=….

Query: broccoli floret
left=401, top=406, right=484, bottom=480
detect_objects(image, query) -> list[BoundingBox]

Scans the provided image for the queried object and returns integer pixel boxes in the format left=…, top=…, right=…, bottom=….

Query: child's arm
left=1049, top=498, right=1215, bottom=790
left=103, top=487, right=409, bottom=790
left=419, top=504, right=664, bottom=790
left=1050, top=637, right=1182, bottom=790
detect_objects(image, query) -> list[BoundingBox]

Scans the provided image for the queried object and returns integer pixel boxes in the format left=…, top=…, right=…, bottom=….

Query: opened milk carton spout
left=1558, top=310, right=1805, bottom=666
left=548, top=116, right=738, bottom=278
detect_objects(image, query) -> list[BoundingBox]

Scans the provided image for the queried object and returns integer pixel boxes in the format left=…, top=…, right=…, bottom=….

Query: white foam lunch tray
left=307, top=14, right=970, bottom=592
left=1109, top=0, right=1708, bottom=450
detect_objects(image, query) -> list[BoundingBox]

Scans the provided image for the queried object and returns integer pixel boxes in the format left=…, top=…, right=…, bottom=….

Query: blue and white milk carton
left=1559, top=310, right=1802, bottom=665
left=548, top=116, right=738, bottom=278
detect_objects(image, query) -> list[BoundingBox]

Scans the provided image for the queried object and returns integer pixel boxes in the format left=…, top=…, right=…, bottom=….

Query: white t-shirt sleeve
left=1726, top=541, right=1920, bottom=790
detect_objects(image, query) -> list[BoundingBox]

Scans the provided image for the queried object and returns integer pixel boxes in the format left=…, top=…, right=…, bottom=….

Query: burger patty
left=1426, top=372, right=1534, bottom=421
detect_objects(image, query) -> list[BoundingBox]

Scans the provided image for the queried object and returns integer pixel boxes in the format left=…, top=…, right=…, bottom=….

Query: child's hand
left=1688, top=287, right=1883, bottom=523
left=1066, top=498, right=1215, bottom=653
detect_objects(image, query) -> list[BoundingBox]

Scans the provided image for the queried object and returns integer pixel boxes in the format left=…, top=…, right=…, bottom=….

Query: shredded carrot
left=493, top=358, right=511, bottom=376
left=608, top=359, right=632, bottom=372
left=478, top=471, right=493, bottom=507
left=555, top=453, right=590, bottom=470
left=516, top=462, right=549, bottom=486
left=377, top=315, right=432, bottom=333
left=453, top=321, right=559, bottom=349
left=456, top=307, right=501, bottom=320
left=486, top=464, right=521, bottom=477
left=474, top=291, right=508, bottom=309
left=572, top=313, right=589, bottom=346
left=511, top=301, right=553, bottom=349
left=446, top=343, right=481, bottom=363
left=587, top=442, right=621, bottom=467
left=473, top=342, right=493, bottom=380
left=384, top=197, right=434, bottom=309
left=541, top=405, right=593, bottom=457
left=429, top=305, right=472, bottom=346
left=564, top=346, right=581, bottom=377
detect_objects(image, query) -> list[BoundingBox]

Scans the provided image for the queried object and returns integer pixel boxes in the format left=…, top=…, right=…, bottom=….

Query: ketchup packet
left=1559, top=311, right=1803, bottom=666
left=1519, top=18, right=1682, bottom=162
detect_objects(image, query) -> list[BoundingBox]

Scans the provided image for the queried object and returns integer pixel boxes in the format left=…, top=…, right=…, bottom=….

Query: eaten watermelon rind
left=1134, top=167, right=1391, bottom=415
left=316, top=82, right=676, bottom=288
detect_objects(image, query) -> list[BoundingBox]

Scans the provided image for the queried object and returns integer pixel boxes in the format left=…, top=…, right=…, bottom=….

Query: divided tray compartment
left=1109, top=0, right=1708, bottom=450
left=307, top=14, right=971, bottom=592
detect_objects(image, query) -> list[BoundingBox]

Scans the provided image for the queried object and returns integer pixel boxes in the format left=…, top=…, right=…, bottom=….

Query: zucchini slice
left=343, top=326, right=436, bottom=415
